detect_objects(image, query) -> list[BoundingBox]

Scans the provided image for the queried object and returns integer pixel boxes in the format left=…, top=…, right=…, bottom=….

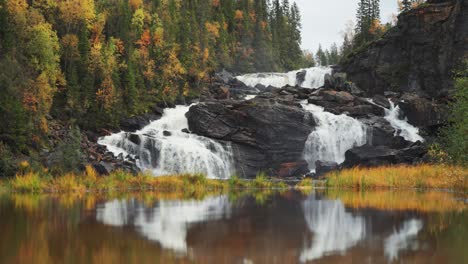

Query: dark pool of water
left=0, top=189, right=466, bottom=264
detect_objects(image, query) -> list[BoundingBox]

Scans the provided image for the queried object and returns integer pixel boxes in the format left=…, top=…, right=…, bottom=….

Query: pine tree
left=402, top=0, right=412, bottom=11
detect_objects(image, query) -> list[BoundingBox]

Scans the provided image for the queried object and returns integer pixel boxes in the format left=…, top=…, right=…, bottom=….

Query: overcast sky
left=292, top=0, right=399, bottom=52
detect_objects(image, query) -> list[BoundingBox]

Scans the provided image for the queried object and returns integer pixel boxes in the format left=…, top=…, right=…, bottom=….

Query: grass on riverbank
left=297, top=164, right=468, bottom=191
left=6, top=166, right=288, bottom=194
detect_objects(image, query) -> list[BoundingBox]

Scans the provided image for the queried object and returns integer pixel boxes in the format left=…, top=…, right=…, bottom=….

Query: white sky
left=292, top=0, right=399, bottom=52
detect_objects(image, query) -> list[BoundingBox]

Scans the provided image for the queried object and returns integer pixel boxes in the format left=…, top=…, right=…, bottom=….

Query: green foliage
left=0, top=142, right=17, bottom=178
left=441, top=65, right=468, bottom=165
left=50, top=126, right=83, bottom=173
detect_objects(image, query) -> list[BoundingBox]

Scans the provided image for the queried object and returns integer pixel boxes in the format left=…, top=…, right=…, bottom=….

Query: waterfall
left=302, top=103, right=368, bottom=171
left=96, top=196, right=231, bottom=253
left=384, top=101, right=424, bottom=142
left=236, top=67, right=332, bottom=89
left=300, top=196, right=366, bottom=262
left=98, top=105, right=234, bottom=179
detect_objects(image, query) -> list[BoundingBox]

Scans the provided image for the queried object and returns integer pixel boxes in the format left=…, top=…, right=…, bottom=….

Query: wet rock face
left=119, top=106, right=163, bottom=132
left=397, top=93, right=449, bottom=134
left=278, top=161, right=309, bottom=178
left=186, top=98, right=316, bottom=178
left=342, top=143, right=427, bottom=168
left=307, top=89, right=385, bottom=118
left=341, top=0, right=467, bottom=98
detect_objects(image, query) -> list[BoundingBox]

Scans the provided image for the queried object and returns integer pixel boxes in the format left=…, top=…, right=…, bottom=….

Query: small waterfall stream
left=301, top=103, right=368, bottom=171
left=236, top=67, right=332, bottom=89
left=384, top=101, right=424, bottom=142
left=98, top=105, right=234, bottom=179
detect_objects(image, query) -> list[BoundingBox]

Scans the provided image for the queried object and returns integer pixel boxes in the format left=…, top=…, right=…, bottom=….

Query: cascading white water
left=302, top=103, right=368, bottom=171
left=96, top=196, right=231, bottom=253
left=300, top=196, right=366, bottom=262
left=384, top=101, right=424, bottom=142
left=98, top=105, right=234, bottom=179
left=236, top=67, right=332, bottom=89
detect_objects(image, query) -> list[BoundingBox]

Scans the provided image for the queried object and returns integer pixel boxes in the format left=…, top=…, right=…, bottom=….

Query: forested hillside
left=0, top=0, right=305, bottom=154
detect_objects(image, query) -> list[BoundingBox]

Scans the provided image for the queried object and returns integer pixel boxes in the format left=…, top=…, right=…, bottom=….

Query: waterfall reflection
left=96, top=196, right=232, bottom=253
left=300, top=195, right=366, bottom=262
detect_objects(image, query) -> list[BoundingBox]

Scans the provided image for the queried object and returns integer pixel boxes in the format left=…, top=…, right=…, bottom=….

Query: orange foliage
left=136, top=30, right=151, bottom=47
left=129, top=0, right=143, bottom=10
left=234, top=10, right=244, bottom=20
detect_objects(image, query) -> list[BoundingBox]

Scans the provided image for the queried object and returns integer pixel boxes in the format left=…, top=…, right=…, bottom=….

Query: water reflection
left=96, top=196, right=231, bottom=253
left=0, top=190, right=466, bottom=264
left=384, top=219, right=423, bottom=261
left=300, top=196, right=366, bottom=262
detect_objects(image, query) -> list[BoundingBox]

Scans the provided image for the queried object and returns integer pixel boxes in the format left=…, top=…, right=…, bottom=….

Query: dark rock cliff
left=341, top=0, right=468, bottom=98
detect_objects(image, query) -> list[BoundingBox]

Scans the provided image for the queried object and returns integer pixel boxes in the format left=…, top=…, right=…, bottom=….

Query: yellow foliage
left=58, top=0, right=96, bottom=27
left=205, top=21, right=220, bottom=39
left=5, top=0, right=28, bottom=16
left=369, top=19, right=385, bottom=35
left=325, top=164, right=468, bottom=191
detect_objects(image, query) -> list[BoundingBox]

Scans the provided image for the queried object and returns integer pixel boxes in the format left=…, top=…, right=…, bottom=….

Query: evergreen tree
left=402, top=0, right=412, bottom=11
left=316, top=45, right=328, bottom=66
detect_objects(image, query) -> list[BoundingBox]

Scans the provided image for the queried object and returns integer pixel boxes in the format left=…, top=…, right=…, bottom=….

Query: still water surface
left=0, top=189, right=466, bottom=264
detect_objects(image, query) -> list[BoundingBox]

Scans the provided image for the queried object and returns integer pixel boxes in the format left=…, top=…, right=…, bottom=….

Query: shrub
left=0, top=142, right=17, bottom=177
left=441, top=64, right=468, bottom=165
left=10, top=172, right=44, bottom=193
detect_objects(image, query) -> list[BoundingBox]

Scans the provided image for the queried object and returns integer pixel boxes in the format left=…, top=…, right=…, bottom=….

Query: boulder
left=277, top=160, right=309, bottom=178
left=372, top=95, right=391, bottom=109
left=186, top=98, right=316, bottom=177
left=343, top=143, right=428, bottom=168
left=93, top=161, right=115, bottom=175
left=343, top=145, right=399, bottom=167
left=296, top=70, right=307, bottom=86
left=127, top=133, right=141, bottom=145
left=215, top=69, right=235, bottom=84
left=315, top=161, right=339, bottom=177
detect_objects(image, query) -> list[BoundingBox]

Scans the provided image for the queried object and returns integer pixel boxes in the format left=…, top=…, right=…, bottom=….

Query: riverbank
left=298, top=164, right=467, bottom=191
left=3, top=164, right=467, bottom=194
left=5, top=166, right=288, bottom=194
